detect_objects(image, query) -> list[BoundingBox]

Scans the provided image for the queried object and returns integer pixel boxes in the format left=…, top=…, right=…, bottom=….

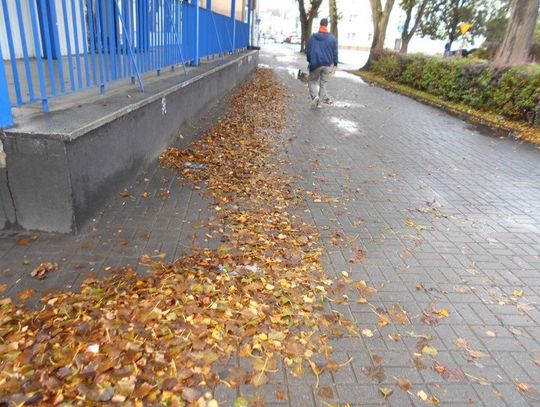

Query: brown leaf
left=363, top=365, right=386, bottom=383
left=225, top=366, right=249, bottom=387
left=275, top=390, right=288, bottom=401
left=318, top=386, right=334, bottom=399
left=17, top=239, right=30, bottom=246
left=117, top=239, right=130, bottom=246
left=325, top=359, right=341, bottom=372
left=453, top=337, right=486, bottom=359
left=389, top=304, right=410, bottom=324
left=0, top=283, right=7, bottom=293
left=412, top=355, right=426, bottom=370
left=396, top=378, right=412, bottom=391
left=517, top=383, right=531, bottom=393
left=250, top=371, right=269, bottom=387
left=30, top=262, right=58, bottom=279
left=18, top=288, right=35, bottom=302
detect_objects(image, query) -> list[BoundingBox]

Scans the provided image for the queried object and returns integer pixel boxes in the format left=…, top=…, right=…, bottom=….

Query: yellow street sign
left=460, top=23, right=472, bottom=34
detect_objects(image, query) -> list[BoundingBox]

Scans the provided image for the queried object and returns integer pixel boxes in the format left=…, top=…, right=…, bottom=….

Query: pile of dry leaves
left=0, top=70, right=354, bottom=405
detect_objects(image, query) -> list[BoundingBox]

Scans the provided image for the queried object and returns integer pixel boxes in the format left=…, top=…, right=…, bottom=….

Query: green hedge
left=370, top=51, right=540, bottom=123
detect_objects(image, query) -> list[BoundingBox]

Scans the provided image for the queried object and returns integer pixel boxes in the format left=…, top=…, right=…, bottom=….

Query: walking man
left=306, top=18, right=338, bottom=108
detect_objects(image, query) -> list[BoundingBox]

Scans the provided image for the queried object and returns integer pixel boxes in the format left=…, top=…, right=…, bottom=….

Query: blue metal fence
left=0, top=0, right=251, bottom=127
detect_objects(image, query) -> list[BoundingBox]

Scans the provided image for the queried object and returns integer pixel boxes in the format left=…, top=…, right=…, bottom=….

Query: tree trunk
left=400, top=0, right=428, bottom=54
left=494, top=0, right=539, bottom=67
left=300, top=16, right=308, bottom=52
left=297, top=0, right=324, bottom=53
left=400, top=34, right=411, bottom=53
left=364, top=0, right=396, bottom=69
left=329, top=0, right=339, bottom=40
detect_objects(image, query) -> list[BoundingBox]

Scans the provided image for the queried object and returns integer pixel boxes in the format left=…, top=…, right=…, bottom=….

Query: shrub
left=368, top=50, right=540, bottom=124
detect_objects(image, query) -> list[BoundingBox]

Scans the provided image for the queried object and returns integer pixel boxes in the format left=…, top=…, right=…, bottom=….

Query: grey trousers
left=308, top=66, right=332, bottom=100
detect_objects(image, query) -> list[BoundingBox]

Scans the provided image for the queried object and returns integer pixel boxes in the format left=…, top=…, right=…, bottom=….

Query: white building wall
left=1, top=1, right=109, bottom=61
left=0, top=1, right=38, bottom=59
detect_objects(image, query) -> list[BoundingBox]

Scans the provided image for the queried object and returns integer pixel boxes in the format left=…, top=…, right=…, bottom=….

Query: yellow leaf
left=422, top=345, right=438, bottom=357
left=512, top=289, right=523, bottom=297
left=251, top=372, right=268, bottom=387
left=362, top=329, right=374, bottom=337
left=438, top=308, right=449, bottom=318
left=379, top=387, right=393, bottom=399
left=417, top=390, right=428, bottom=401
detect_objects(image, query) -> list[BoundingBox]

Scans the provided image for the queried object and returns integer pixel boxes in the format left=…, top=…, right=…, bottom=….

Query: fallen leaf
left=362, top=328, right=374, bottom=337
left=379, top=387, right=393, bottom=399
left=0, top=283, right=7, bottom=293
left=233, top=397, right=250, bottom=407
left=485, top=330, right=496, bottom=337
left=422, top=345, right=438, bottom=357
left=224, top=367, right=248, bottom=387
left=517, top=383, right=531, bottom=393
left=417, top=390, right=428, bottom=401
left=396, top=378, right=412, bottom=391
left=318, top=386, right=334, bottom=399
left=250, top=371, right=269, bottom=387
left=17, top=239, right=30, bottom=246
left=18, top=288, right=35, bottom=302
left=275, top=390, right=288, bottom=401
left=363, top=365, right=386, bottom=383
left=412, top=355, right=426, bottom=370
left=512, top=289, right=523, bottom=297
left=453, top=337, right=486, bottom=359
left=30, top=262, right=58, bottom=279
left=508, top=327, right=523, bottom=336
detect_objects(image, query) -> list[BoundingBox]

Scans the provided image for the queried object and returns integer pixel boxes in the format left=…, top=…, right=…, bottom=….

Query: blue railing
left=0, top=0, right=251, bottom=127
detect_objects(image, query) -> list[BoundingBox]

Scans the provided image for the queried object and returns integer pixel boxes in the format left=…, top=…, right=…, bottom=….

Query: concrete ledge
left=0, top=51, right=258, bottom=233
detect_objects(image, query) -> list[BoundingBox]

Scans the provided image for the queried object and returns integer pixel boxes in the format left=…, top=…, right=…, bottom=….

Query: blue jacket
left=306, top=32, right=338, bottom=72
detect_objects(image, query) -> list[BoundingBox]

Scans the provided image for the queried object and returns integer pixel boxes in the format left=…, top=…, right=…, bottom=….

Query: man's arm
left=306, top=38, right=312, bottom=65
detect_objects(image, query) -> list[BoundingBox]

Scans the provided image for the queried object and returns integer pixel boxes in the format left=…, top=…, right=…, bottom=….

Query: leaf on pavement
left=17, top=288, right=35, bottom=302
left=318, top=386, right=334, bottom=399
left=396, top=378, right=412, bottom=391
left=379, top=387, right=393, bottom=399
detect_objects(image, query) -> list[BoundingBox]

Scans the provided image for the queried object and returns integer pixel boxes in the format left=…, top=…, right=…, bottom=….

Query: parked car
left=283, top=35, right=301, bottom=45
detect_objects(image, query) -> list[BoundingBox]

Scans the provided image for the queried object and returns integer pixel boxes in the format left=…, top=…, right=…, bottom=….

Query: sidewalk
left=1, top=47, right=540, bottom=406
left=261, top=47, right=540, bottom=406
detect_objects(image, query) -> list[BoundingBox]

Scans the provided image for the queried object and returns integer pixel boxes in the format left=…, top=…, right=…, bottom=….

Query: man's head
left=320, top=18, right=328, bottom=27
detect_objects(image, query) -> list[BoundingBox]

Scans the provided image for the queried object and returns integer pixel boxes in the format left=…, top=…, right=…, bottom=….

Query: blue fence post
left=195, top=0, right=200, bottom=65
left=247, top=0, right=252, bottom=47
left=0, top=43, right=13, bottom=128
left=231, top=0, right=236, bottom=53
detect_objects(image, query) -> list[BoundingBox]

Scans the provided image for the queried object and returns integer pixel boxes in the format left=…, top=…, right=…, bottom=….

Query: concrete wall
left=0, top=50, right=258, bottom=233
